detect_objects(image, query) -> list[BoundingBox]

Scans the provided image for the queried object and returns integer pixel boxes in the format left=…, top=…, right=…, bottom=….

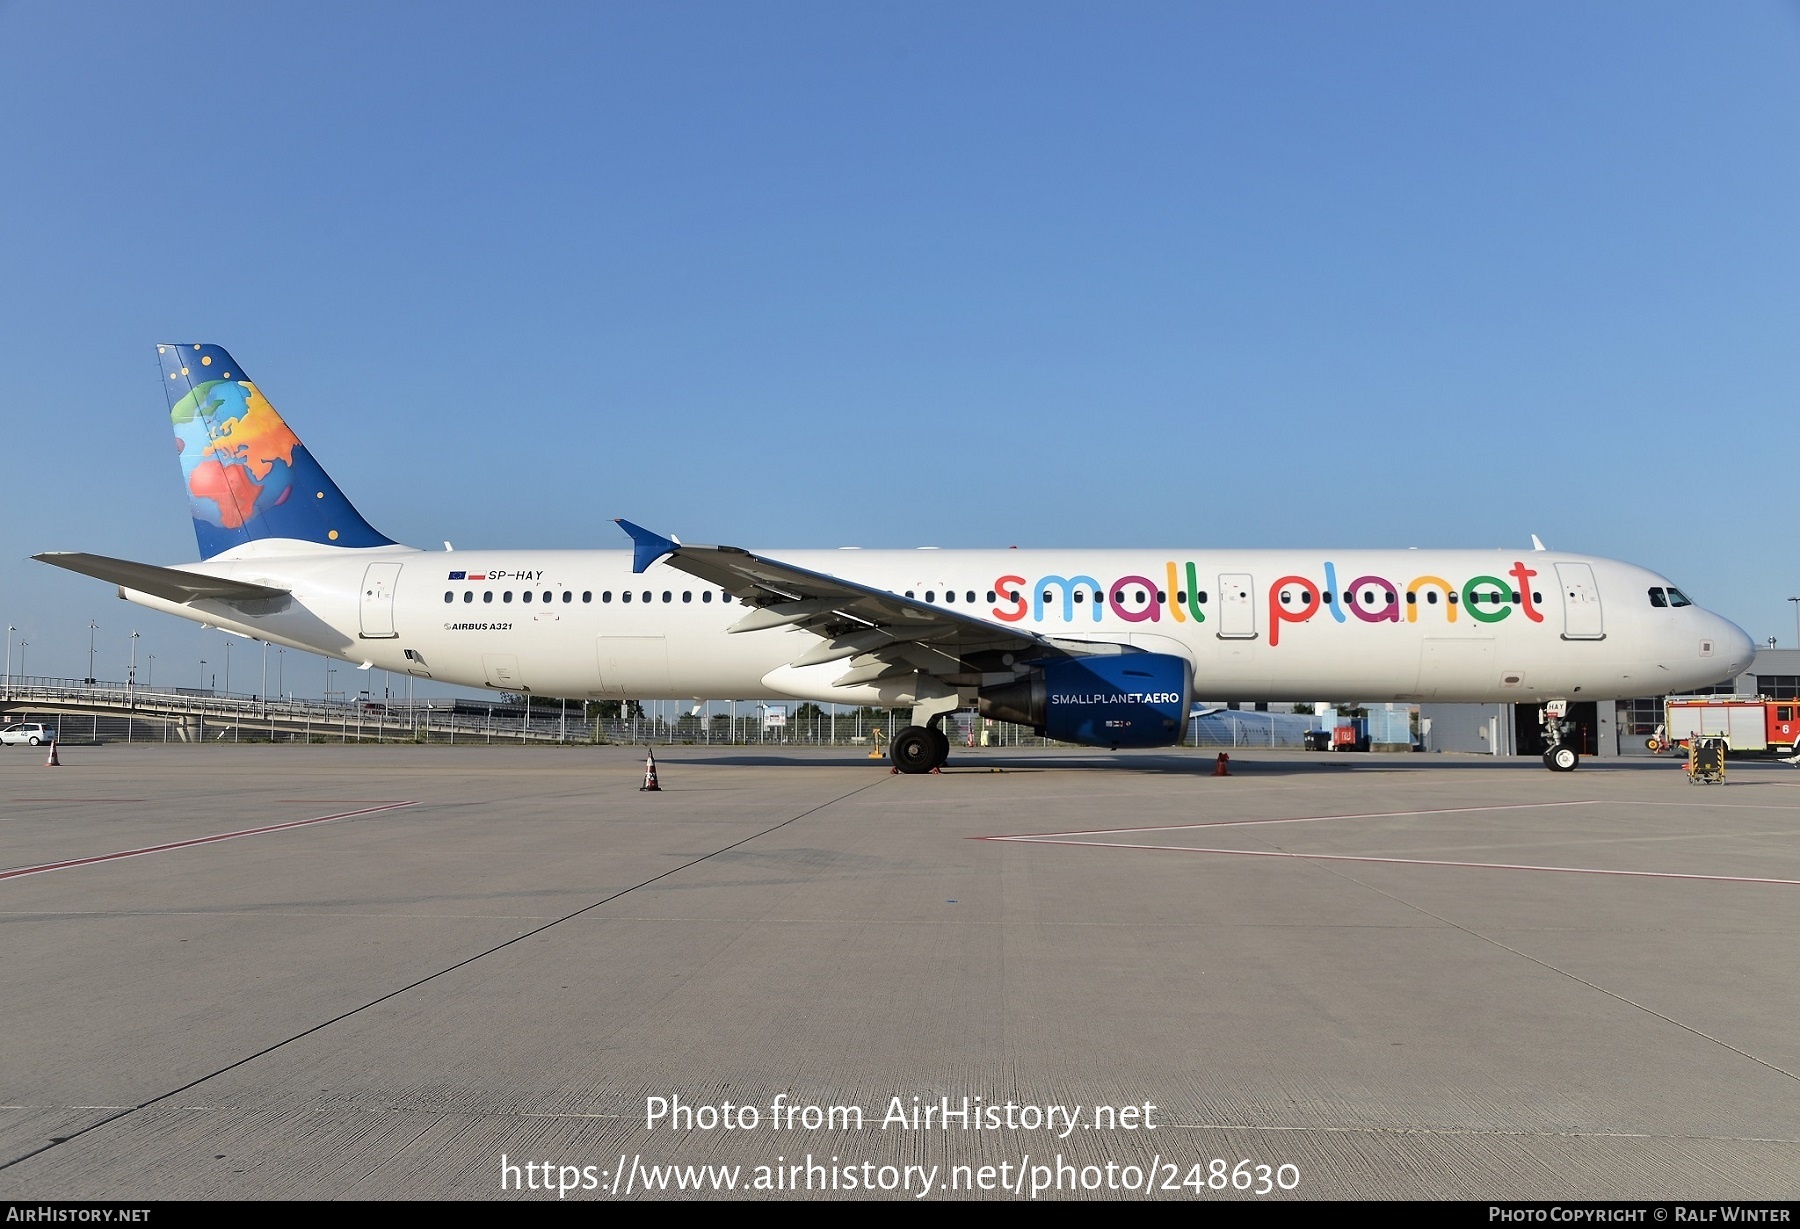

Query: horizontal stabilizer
left=33, top=552, right=290, bottom=605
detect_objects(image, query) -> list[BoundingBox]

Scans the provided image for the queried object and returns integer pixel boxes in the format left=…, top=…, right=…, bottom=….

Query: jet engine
left=978, top=653, right=1193, bottom=749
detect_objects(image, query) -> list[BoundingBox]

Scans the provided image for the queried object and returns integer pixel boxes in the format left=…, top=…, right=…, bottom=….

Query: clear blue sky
left=3, top=1, right=1799, bottom=693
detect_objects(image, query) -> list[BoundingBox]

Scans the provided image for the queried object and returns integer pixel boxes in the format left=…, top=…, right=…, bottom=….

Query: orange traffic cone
left=45, top=738, right=61, bottom=767
left=640, top=747, right=661, bottom=792
left=1212, top=752, right=1229, bottom=777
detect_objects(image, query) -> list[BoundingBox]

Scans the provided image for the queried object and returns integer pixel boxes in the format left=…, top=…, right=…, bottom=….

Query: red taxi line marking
left=0, top=803, right=417, bottom=882
left=975, top=835, right=1800, bottom=886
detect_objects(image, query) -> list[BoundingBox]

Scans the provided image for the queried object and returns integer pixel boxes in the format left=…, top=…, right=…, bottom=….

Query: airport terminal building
left=1419, top=646, right=1800, bottom=757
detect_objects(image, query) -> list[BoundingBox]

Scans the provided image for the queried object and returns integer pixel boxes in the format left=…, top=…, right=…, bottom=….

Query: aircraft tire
left=929, top=726, right=950, bottom=767
left=891, top=726, right=943, bottom=774
left=1546, top=745, right=1579, bottom=772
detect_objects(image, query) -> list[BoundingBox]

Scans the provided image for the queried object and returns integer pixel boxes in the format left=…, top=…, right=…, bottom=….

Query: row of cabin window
left=1277, top=588, right=1545, bottom=607
left=904, top=588, right=1209, bottom=605
left=443, top=589, right=732, bottom=605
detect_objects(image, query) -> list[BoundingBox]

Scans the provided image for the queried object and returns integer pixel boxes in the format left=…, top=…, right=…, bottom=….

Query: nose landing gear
left=1540, top=701, right=1580, bottom=771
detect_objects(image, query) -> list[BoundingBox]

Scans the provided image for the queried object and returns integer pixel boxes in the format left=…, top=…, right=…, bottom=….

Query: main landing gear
left=1540, top=700, right=1579, bottom=772
left=890, top=724, right=950, bottom=774
left=891, top=695, right=959, bottom=774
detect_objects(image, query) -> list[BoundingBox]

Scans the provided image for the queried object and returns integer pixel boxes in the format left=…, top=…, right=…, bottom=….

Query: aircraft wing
left=614, top=520, right=1111, bottom=684
left=33, top=552, right=290, bottom=605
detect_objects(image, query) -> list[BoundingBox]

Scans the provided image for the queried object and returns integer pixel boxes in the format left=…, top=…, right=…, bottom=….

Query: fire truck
left=1651, top=696, right=1800, bottom=756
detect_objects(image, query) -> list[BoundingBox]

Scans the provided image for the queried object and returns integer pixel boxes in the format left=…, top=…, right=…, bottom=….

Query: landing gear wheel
left=891, top=725, right=946, bottom=774
left=929, top=726, right=950, bottom=768
left=1544, top=745, right=1579, bottom=772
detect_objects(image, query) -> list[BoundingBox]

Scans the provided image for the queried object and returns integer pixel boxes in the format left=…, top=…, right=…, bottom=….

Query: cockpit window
left=1666, top=587, right=1692, bottom=607
left=1648, top=587, right=1668, bottom=608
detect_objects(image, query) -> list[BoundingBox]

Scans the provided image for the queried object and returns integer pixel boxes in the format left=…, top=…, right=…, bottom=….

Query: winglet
left=1530, top=534, right=1547, bottom=552
left=615, top=519, right=680, bottom=573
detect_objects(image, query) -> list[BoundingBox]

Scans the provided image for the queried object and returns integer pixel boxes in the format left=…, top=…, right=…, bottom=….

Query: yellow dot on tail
left=192, top=345, right=200, bottom=350
left=201, top=355, right=211, bottom=366
left=168, top=373, right=177, bottom=379
left=180, top=367, right=189, bottom=375
left=316, top=492, right=324, bottom=499
left=328, top=530, right=339, bottom=540
left=158, top=346, right=166, bottom=353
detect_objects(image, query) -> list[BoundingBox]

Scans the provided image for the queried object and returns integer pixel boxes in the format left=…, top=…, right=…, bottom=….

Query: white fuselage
left=118, top=544, right=1755, bottom=705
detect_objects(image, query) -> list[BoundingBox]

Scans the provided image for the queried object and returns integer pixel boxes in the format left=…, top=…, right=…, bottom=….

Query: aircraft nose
left=1715, top=616, right=1756, bottom=680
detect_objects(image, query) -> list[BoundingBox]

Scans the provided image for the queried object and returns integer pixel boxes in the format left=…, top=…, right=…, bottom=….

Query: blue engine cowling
left=977, top=653, right=1193, bottom=749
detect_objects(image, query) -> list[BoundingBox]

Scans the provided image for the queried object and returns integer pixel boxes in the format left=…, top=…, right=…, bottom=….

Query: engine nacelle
left=978, top=652, right=1193, bottom=749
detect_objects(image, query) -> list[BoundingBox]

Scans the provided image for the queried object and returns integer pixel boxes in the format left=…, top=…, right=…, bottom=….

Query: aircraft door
left=1555, top=563, right=1605, bottom=640
left=1217, top=573, right=1257, bottom=639
left=360, top=562, right=403, bottom=639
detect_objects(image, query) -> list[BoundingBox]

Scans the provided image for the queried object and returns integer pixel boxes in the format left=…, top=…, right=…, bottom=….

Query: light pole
left=86, top=620, right=99, bottom=685
left=199, top=658, right=207, bottom=691
left=129, top=631, right=139, bottom=708
left=278, top=648, right=285, bottom=699
left=1789, top=597, right=1800, bottom=649
left=17, top=641, right=26, bottom=684
left=4, top=625, right=13, bottom=698
left=224, top=640, right=232, bottom=697
left=147, top=654, right=155, bottom=689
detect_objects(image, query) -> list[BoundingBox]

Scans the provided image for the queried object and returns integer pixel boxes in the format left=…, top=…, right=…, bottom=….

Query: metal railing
left=1, top=675, right=1325, bottom=750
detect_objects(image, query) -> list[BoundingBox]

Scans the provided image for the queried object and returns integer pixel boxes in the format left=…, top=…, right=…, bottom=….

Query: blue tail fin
left=158, top=344, right=394, bottom=559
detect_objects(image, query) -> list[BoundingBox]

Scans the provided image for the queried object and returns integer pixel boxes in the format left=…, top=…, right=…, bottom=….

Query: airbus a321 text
left=36, top=345, right=1754, bottom=774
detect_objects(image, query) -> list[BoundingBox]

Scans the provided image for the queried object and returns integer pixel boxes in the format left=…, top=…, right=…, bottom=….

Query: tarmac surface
left=1, top=742, right=1797, bottom=1201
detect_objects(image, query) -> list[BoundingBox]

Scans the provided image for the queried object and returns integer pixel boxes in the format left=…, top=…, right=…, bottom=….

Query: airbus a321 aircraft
left=37, top=344, right=1754, bottom=774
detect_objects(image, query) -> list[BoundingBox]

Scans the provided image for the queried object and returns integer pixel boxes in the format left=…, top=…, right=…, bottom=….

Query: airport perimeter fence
left=2, top=677, right=1316, bottom=751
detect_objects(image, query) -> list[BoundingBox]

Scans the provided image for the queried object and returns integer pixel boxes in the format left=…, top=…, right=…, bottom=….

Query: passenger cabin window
left=521, top=591, right=531, bottom=603
left=503, top=591, right=513, bottom=603
left=944, top=591, right=955, bottom=603
left=966, top=591, right=976, bottom=603
left=562, top=591, right=572, bottom=603
left=682, top=591, right=691, bottom=602
left=703, top=591, right=713, bottom=603
left=444, top=591, right=453, bottom=603
left=483, top=591, right=493, bottom=603
left=464, top=592, right=473, bottom=603
left=583, top=591, right=593, bottom=602
left=622, top=591, right=631, bottom=603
